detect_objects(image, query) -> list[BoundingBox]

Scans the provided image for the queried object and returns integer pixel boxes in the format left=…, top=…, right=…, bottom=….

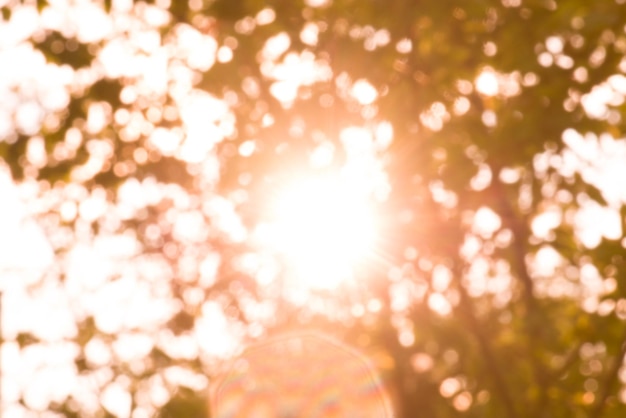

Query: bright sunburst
left=261, top=173, right=379, bottom=289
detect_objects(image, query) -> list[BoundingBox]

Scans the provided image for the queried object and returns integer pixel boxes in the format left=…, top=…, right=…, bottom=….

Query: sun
left=260, top=173, right=379, bottom=289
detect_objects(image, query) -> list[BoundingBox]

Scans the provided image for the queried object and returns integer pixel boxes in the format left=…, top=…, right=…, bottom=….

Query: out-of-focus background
left=2, top=0, right=626, bottom=416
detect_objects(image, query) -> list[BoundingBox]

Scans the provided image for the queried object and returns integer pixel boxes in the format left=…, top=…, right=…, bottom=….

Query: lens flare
left=211, top=332, right=393, bottom=418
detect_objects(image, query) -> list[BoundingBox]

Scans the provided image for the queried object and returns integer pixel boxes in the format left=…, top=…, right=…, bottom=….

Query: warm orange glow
left=261, top=173, right=379, bottom=289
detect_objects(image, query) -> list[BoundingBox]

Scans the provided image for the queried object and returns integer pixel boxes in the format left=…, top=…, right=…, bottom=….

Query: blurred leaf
left=167, top=310, right=195, bottom=335
left=16, top=332, right=38, bottom=348
left=34, top=32, right=93, bottom=70
left=159, top=388, right=209, bottom=418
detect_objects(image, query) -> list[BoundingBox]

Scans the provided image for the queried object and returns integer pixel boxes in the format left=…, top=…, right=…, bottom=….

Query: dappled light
left=2, top=0, right=626, bottom=417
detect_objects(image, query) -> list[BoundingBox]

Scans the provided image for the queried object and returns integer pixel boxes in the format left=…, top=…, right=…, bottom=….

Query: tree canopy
left=2, top=0, right=626, bottom=417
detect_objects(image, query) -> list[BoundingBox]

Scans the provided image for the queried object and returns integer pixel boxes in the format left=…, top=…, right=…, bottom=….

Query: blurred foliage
left=160, top=388, right=209, bottom=418
left=3, top=0, right=626, bottom=417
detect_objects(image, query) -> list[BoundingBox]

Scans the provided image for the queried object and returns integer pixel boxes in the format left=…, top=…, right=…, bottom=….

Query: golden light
left=475, top=69, right=499, bottom=96
left=260, top=173, right=379, bottom=289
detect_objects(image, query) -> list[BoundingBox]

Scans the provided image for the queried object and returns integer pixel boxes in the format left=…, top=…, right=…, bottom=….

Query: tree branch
left=589, top=327, right=626, bottom=418
left=453, top=264, right=521, bottom=418
left=488, top=169, right=551, bottom=414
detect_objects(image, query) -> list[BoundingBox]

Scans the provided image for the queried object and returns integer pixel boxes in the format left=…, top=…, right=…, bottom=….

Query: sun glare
left=261, top=174, right=378, bottom=289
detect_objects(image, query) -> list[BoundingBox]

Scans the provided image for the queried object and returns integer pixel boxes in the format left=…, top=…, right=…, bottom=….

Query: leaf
left=16, top=332, right=38, bottom=347
left=33, top=31, right=94, bottom=70
left=585, top=183, right=608, bottom=206
left=160, top=388, right=208, bottom=418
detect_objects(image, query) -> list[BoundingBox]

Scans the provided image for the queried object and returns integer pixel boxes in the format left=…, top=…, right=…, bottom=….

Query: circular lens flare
left=211, top=332, right=393, bottom=418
